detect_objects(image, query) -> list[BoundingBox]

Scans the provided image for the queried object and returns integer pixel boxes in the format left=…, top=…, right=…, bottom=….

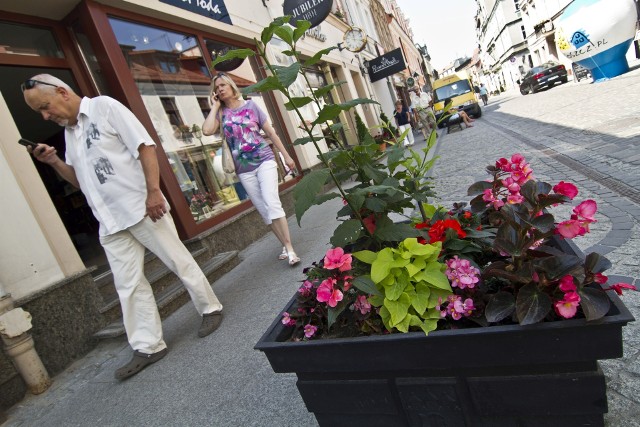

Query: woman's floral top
left=221, top=100, right=275, bottom=174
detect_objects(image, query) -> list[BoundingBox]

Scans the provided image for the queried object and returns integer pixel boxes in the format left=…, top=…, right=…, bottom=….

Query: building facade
left=475, top=0, right=527, bottom=92
left=0, top=0, right=397, bottom=409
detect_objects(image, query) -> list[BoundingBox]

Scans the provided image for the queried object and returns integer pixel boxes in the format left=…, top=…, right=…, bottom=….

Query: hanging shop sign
left=368, top=48, right=406, bottom=83
left=160, top=0, right=232, bottom=25
left=283, top=0, right=333, bottom=28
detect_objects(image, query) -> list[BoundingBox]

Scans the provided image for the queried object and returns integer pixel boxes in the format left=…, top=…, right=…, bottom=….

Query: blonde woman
left=202, top=73, right=300, bottom=266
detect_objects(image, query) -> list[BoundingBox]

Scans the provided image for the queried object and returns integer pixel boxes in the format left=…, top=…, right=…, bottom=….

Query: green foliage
left=239, top=17, right=440, bottom=252
left=354, top=238, right=452, bottom=334
left=354, top=112, right=369, bottom=143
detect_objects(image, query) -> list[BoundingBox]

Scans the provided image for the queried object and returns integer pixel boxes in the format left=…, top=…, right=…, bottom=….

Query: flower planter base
left=256, top=268, right=633, bottom=426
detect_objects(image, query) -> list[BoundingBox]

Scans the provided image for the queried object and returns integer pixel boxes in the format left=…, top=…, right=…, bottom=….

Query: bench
left=446, top=114, right=464, bottom=134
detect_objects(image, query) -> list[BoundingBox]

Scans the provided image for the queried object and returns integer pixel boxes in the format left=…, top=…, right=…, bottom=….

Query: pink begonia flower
left=554, top=292, right=581, bottom=319
left=304, top=324, right=318, bottom=338
left=496, top=157, right=510, bottom=171
left=298, top=280, right=314, bottom=296
left=559, top=275, right=577, bottom=292
left=316, top=278, right=343, bottom=307
left=507, top=194, right=524, bottom=204
left=453, top=298, right=475, bottom=317
left=593, top=273, right=608, bottom=284
left=482, top=189, right=495, bottom=203
left=604, top=283, right=638, bottom=296
left=553, top=181, right=579, bottom=200
left=354, top=295, right=372, bottom=314
left=556, top=219, right=587, bottom=239
left=323, top=247, right=353, bottom=272
left=445, top=256, right=480, bottom=289
left=443, top=295, right=475, bottom=320
left=281, top=312, right=296, bottom=326
left=503, top=177, right=520, bottom=194
left=573, top=200, right=597, bottom=222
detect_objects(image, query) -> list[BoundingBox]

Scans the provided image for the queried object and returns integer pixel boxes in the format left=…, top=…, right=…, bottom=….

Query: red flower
left=428, top=219, right=467, bottom=243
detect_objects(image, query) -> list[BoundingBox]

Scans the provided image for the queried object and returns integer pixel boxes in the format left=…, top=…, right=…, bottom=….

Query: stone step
left=93, top=250, right=239, bottom=340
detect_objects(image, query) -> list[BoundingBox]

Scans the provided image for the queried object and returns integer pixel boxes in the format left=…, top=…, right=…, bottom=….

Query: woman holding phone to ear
left=202, top=73, right=300, bottom=266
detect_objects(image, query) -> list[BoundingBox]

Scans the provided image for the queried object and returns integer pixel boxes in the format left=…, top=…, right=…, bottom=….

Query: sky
left=394, top=0, right=478, bottom=71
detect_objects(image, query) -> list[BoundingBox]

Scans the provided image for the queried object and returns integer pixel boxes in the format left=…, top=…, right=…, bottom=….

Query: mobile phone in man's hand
left=18, top=138, right=39, bottom=149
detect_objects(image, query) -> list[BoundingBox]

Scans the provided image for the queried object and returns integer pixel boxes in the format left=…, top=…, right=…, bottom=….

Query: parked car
left=572, top=63, right=592, bottom=82
left=519, top=61, right=568, bottom=95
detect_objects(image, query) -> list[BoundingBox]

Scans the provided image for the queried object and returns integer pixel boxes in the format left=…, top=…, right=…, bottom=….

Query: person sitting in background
left=443, top=98, right=474, bottom=128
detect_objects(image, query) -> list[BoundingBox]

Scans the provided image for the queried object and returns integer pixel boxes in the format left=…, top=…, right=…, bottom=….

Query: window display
left=108, top=17, right=289, bottom=223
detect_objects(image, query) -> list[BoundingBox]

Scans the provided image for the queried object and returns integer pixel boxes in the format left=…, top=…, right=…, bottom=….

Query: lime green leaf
left=385, top=293, right=411, bottom=327
left=403, top=238, right=438, bottom=257
left=419, top=319, right=439, bottom=335
left=370, top=248, right=395, bottom=283
left=383, top=277, right=408, bottom=301
left=293, top=168, right=330, bottom=224
left=353, top=250, right=377, bottom=264
left=379, top=305, right=391, bottom=330
left=369, top=294, right=384, bottom=307
left=412, top=282, right=431, bottom=315
left=414, top=269, right=451, bottom=291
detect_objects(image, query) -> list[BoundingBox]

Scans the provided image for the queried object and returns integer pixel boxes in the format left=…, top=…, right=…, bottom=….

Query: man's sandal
left=114, top=348, right=167, bottom=380
left=288, top=251, right=300, bottom=266
left=278, top=246, right=288, bottom=260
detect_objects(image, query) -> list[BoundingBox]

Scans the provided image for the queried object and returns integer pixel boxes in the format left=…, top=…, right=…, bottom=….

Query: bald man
left=22, top=75, right=223, bottom=380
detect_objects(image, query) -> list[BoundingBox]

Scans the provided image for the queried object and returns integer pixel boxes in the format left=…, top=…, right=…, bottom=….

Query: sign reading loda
left=160, top=0, right=232, bottom=25
left=283, top=0, right=333, bottom=28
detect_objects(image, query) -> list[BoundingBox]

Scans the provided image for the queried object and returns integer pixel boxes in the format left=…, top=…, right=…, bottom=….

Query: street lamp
left=415, top=43, right=430, bottom=61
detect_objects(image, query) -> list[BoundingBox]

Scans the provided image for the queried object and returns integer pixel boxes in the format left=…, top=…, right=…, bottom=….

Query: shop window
left=70, top=21, right=110, bottom=95
left=197, top=96, right=211, bottom=118
left=0, top=21, right=64, bottom=58
left=108, top=17, right=295, bottom=224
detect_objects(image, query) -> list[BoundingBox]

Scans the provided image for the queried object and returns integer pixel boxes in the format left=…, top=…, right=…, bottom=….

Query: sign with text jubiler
left=283, top=0, right=333, bottom=28
left=368, top=48, right=406, bottom=83
left=160, top=0, right=232, bottom=25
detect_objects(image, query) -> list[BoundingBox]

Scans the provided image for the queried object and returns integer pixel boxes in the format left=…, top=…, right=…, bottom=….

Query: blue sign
left=160, top=0, right=232, bottom=25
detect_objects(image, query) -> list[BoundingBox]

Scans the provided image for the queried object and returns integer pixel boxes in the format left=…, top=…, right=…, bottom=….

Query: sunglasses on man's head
left=21, top=79, right=58, bottom=92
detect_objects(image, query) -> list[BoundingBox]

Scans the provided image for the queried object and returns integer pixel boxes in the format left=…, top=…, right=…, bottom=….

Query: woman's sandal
left=287, top=251, right=300, bottom=266
left=278, top=246, right=288, bottom=260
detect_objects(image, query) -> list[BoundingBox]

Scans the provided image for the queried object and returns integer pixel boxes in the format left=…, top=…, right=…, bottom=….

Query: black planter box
left=255, top=240, right=635, bottom=426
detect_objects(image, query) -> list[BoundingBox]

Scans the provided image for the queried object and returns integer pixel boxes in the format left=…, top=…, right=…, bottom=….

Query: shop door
left=0, top=66, right=106, bottom=274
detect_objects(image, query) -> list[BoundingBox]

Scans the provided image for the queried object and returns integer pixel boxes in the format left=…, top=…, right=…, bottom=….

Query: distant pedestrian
left=479, top=84, right=489, bottom=106
left=22, top=74, right=224, bottom=380
left=393, top=100, right=414, bottom=147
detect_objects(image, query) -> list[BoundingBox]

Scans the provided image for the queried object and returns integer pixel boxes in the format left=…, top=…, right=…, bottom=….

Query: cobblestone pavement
left=430, top=65, right=640, bottom=426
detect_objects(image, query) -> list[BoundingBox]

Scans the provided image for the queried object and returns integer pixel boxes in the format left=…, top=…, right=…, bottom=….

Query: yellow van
left=432, top=71, right=482, bottom=127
